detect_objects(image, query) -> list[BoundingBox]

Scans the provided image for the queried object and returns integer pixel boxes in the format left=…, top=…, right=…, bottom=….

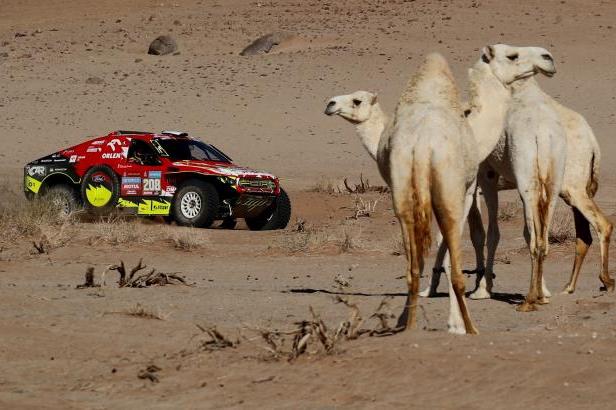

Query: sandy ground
left=2, top=0, right=616, bottom=408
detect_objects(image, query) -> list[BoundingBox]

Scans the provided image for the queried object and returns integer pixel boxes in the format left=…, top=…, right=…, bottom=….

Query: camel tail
left=587, top=151, right=599, bottom=198
left=410, top=160, right=433, bottom=259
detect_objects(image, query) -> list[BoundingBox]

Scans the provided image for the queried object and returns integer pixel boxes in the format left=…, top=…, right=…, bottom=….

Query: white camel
left=424, top=45, right=614, bottom=300
left=469, top=88, right=615, bottom=299
left=325, top=45, right=566, bottom=314
left=327, top=53, right=480, bottom=334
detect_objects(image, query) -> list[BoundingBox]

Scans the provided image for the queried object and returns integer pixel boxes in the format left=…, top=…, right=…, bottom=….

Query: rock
left=147, top=35, right=177, bottom=55
left=239, top=32, right=295, bottom=56
left=85, top=76, right=105, bottom=85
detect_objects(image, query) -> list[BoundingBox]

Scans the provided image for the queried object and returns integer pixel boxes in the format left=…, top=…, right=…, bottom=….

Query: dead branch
left=76, top=267, right=100, bottom=289
left=197, top=324, right=238, bottom=351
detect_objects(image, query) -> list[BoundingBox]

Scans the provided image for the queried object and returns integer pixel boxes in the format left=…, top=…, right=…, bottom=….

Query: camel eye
left=352, top=99, right=362, bottom=107
left=507, top=53, right=519, bottom=61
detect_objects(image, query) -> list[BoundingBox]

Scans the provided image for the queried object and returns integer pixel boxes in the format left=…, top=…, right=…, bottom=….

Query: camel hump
left=398, top=52, right=461, bottom=112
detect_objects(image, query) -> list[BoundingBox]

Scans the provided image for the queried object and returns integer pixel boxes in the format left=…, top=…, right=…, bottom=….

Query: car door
left=117, top=138, right=169, bottom=214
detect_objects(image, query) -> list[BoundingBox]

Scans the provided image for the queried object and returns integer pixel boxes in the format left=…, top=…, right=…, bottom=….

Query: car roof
left=105, top=130, right=192, bottom=142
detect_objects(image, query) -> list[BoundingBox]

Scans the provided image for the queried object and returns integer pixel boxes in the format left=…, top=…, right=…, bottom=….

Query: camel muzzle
left=324, top=101, right=338, bottom=115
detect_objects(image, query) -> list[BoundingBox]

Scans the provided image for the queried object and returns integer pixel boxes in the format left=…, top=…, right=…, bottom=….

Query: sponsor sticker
left=121, top=177, right=142, bottom=196
left=27, top=165, right=46, bottom=177
left=138, top=199, right=170, bottom=215
left=69, top=155, right=77, bottom=163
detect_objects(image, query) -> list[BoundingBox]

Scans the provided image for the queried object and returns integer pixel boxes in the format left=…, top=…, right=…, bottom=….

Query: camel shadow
left=285, top=288, right=524, bottom=305
left=285, top=288, right=406, bottom=297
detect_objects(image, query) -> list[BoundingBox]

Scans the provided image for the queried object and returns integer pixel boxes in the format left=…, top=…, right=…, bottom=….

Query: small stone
left=85, top=76, right=105, bottom=85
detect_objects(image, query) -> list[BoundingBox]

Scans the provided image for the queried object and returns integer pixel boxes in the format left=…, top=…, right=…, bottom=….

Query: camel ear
left=481, top=45, right=494, bottom=63
left=370, top=93, right=378, bottom=105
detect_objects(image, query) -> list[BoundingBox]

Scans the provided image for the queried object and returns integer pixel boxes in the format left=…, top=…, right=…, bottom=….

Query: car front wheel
left=245, top=188, right=291, bottom=231
left=172, top=180, right=220, bottom=228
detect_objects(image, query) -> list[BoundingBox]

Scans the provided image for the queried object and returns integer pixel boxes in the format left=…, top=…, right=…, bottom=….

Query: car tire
left=44, top=184, right=80, bottom=217
left=245, top=188, right=291, bottom=231
left=80, top=165, right=121, bottom=214
left=172, top=179, right=220, bottom=228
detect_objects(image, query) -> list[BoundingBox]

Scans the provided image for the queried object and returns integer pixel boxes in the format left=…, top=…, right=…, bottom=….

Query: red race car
left=24, top=130, right=291, bottom=230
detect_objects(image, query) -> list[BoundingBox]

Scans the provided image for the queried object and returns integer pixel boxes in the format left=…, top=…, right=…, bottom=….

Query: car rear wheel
left=245, top=188, right=291, bottom=231
left=44, top=184, right=80, bottom=217
left=80, top=165, right=121, bottom=214
left=172, top=180, right=220, bottom=228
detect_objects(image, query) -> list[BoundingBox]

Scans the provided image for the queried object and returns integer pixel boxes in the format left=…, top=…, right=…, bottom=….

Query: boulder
left=240, top=32, right=295, bottom=56
left=148, top=35, right=177, bottom=56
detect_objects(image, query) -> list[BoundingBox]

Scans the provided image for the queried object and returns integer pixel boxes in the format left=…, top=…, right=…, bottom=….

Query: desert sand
left=2, top=0, right=616, bottom=408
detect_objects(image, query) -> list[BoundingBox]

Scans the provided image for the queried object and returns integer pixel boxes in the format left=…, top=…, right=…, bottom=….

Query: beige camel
left=471, top=94, right=615, bottom=298
left=327, top=53, right=479, bottom=334
left=326, top=45, right=569, bottom=314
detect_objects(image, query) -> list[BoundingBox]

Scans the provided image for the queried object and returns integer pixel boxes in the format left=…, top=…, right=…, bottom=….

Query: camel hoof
left=561, top=285, right=575, bottom=295
left=469, top=288, right=491, bottom=300
left=516, top=302, right=538, bottom=312
left=538, top=297, right=550, bottom=305
left=419, top=287, right=435, bottom=298
left=600, top=278, right=615, bottom=292
left=447, top=323, right=467, bottom=335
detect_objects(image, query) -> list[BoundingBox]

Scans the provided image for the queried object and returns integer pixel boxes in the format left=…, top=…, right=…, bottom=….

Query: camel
left=327, top=53, right=480, bottom=334
left=326, top=45, right=570, bottom=314
left=469, top=91, right=615, bottom=299
left=422, top=46, right=614, bottom=300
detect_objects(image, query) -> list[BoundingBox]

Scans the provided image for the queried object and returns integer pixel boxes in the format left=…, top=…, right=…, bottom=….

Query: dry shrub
left=0, top=187, right=77, bottom=251
left=349, top=196, right=379, bottom=219
left=196, top=325, right=238, bottom=351
left=309, top=179, right=337, bottom=194
left=110, top=259, right=191, bottom=287
left=168, top=228, right=202, bottom=251
left=87, top=216, right=154, bottom=246
left=122, top=303, right=167, bottom=320
left=391, top=235, right=405, bottom=256
left=498, top=202, right=521, bottom=221
left=549, top=206, right=575, bottom=244
left=249, top=296, right=399, bottom=362
left=278, top=226, right=362, bottom=254
left=343, top=174, right=389, bottom=194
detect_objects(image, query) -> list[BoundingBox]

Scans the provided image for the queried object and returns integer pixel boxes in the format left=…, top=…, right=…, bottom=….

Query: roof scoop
left=161, top=130, right=188, bottom=137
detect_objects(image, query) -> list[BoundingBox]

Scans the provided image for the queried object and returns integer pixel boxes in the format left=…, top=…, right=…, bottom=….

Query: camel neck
left=356, top=103, right=387, bottom=161
left=467, top=62, right=511, bottom=162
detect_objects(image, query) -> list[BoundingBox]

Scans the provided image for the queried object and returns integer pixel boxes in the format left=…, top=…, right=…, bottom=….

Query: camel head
left=324, top=91, right=378, bottom=124
left=481, top=44, right=556, bottom=85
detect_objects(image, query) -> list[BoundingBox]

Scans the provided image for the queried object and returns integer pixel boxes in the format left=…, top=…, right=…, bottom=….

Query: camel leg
left=517, top=192, right=552, bottom=312
left=419, top=229, right=445, bottom=298
left=470, top=174, right=498, bottom=299
left=564, top=195, right=614, bottom=292
left=562, top=207, right=592, bottom=294
left=395, top=214, right=423, bottom=331
left=436, top=185, right=478, bottom=334
left=468, top=190, right=486, bottom=274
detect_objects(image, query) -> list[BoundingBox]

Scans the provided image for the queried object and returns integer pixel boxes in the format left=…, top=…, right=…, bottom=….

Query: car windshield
left=152, top=138, right=232, bottom=163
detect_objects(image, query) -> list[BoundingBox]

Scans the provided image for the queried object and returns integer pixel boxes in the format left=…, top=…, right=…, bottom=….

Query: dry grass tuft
left=87, top=216, right=152, bottom=246
left=348, top=196, right=379, bottom=219
left=549, top=206, right=575, bottom=244
left=309, top=179, right=338, bottom=194
left=0, top=187, right=76, bottom=249
left=122, top=303, right=167, bottom=320
left=498, top=202, right=522, bottom=222
left=168, top=228, right=202, bottom=251
left=278, top=226, right=363, bottom=254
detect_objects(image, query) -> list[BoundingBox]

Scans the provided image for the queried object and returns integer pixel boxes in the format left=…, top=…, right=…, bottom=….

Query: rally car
left=24, top=130, right=291, bottom=230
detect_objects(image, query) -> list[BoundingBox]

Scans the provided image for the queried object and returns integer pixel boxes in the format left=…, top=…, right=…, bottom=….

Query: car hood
left=169, top=160, right=277, bottom=179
